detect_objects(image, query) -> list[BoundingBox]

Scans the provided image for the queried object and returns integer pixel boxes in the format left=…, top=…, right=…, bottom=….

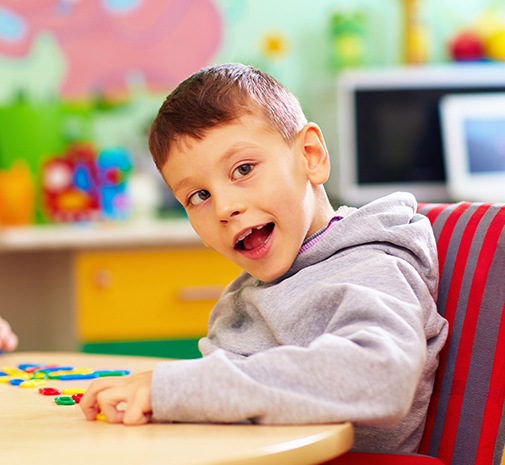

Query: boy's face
left=161, top=109, right=332, bottom=282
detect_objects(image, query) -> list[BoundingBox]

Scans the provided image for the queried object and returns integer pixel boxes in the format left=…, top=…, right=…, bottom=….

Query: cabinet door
left=75, top=247, right=241, bottom=343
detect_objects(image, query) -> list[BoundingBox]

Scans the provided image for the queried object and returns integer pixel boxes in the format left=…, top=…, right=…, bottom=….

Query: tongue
left=243, top=225, right=271, bottom=250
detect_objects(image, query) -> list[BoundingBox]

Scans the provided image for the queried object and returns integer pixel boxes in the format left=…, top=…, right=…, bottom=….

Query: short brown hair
left=148, top=63, right=307, bottom=171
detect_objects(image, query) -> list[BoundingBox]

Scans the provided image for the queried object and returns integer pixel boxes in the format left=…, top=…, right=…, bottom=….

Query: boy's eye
left=232, top=163, right=253, bottom=180
left=188, top=190, right=210, bottom=206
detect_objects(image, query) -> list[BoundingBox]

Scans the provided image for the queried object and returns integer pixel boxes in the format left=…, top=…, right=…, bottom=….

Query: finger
left=4, top=333, right=18, bottom=352
left=0, top=320, right=16, bottom=351
left=97, top=388, right=131, bottom=424
left=80, top=381, right=103, bottom=420
left=80, top=393, right=101, bottom=421
left=99, top=396, right=126, bottom=424
left=80, top=399, right=100, bottom=421
left=80, top=378, right=125, bottom=420
left=123, top=384, right=152, bottom=425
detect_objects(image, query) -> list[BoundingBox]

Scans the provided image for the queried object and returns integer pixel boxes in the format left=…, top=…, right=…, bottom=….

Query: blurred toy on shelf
left=42, top=142, right=132, bottom=223
left=484, top=29, right=505, bottom=61
left=42, top=143, right=100, bottom=223
left=449, top=30, right=485, bottom=62
left=402, top=0, right=430, bottom=64
left=329, top=10, right=367, bottom=70
left=97, top=147, right=132, bottom=221
left=0, top=160, right=35, bottom=226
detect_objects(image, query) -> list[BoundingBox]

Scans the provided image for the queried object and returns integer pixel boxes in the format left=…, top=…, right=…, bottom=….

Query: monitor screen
left=464, top=118, right=505, bottom=173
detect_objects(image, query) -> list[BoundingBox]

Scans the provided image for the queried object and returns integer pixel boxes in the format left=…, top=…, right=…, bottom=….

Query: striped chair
left=323, top=201, right=505, bottom=465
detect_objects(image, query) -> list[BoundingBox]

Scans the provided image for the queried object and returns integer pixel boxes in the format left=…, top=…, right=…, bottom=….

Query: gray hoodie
left=152, top=192, right=448, bottom=453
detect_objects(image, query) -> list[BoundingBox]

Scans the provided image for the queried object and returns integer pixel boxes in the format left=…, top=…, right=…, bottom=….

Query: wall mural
left=0, top=0, right=222, bottom=99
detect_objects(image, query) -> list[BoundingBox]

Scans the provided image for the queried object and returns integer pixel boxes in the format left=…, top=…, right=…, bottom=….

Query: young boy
left=80, top=63, right=448, bottom=454
left=0, top=316, right=17, bottom=352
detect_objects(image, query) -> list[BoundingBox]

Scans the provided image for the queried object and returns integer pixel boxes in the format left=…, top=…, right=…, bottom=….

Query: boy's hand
left=80, top=371, right=153, bottom=425
left=0, top=317, right=18, bottom=352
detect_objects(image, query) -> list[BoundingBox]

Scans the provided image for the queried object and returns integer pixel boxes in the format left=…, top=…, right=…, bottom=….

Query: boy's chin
left=245, top=264, right=291, bottom=283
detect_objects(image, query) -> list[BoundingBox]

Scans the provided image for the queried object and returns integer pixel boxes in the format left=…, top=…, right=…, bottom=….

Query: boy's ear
left=299, top=123, right=330, bottom=185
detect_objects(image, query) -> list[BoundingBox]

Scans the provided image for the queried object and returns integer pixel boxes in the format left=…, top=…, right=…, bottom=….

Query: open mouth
left=235, top=223, right=275, bottom=251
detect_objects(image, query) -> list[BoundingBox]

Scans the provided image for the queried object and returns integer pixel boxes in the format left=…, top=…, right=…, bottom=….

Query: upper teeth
left=236, top=225, right=264, bottom=244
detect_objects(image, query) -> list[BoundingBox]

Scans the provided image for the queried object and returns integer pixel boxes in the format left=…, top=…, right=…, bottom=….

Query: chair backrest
left=417, top=202, right=505, bottom=465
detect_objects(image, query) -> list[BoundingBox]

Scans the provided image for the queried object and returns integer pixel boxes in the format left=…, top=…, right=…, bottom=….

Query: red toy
left=450, top=30, right=485, bottom=61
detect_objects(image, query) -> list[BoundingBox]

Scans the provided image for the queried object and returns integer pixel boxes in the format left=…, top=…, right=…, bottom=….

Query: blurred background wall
left=1, top=0, right=504, bottom=225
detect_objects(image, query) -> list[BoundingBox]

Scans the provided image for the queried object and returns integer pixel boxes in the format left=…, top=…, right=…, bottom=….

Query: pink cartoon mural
left=0, top=0, right=222, bottom=99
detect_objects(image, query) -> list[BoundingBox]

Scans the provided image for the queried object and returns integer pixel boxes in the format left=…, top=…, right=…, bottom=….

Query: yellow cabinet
left=75, top=246, right=241, bottom=358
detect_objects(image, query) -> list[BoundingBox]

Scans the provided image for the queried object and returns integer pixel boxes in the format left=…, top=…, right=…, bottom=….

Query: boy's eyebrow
left=170, top=177, right=193, bottom=197
left=220, top=141, right=258, bottom=162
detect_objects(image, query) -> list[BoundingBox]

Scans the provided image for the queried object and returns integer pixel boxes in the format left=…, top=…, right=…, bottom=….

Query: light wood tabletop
left=0, top=352, right=354, bottom=465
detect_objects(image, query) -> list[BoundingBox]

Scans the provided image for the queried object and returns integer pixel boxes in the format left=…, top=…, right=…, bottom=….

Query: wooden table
left=0, top=352, right=354, bottom=465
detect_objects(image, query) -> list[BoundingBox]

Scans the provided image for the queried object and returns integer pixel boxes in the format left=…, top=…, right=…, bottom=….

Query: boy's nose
left=216, top=197, right=246, bottom=223
left=221, top=210, right=240, bottom=223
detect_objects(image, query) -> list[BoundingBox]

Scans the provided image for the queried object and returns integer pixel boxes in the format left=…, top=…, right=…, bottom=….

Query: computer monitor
left=440, top=92, right=505, bottom=203
left=335, top=64, right=505, bottom=206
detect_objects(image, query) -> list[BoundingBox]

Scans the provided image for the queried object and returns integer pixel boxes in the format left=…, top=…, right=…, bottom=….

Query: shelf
left=0, top=218, right=201, bottom=252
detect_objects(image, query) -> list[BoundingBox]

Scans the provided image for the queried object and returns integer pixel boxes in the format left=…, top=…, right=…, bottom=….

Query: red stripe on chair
left=418, top=203, right=450, bottom=226
left=438, top=205, right=501, bottom=464
left=473, top=213, right=505, bottom=464
left=419, top=202, right=475, bottom=453
left=476, top=301, right=505, bottom=464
